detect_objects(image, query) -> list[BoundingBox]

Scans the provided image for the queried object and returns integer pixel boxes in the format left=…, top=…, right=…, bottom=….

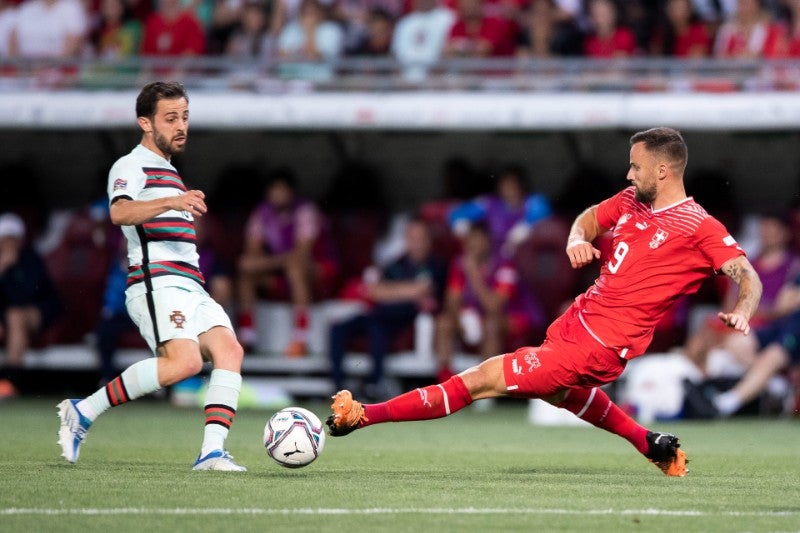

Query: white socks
left=77, top=358, right=160, bottom=422
left=200, top=369, right=242, bottom=457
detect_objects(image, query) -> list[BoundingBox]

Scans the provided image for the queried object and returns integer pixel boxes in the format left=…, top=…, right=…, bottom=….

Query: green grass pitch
left=1, top=398, right=798, bottom=532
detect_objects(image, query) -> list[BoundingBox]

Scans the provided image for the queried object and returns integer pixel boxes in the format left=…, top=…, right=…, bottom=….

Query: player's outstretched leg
left=557, top=387, right=687, bottom=477
left=327, top=375, right=474, bottom=436
left=57, top=358, right=160, bottom=463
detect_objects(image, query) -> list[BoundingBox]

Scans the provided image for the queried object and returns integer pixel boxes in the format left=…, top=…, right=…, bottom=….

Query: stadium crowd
left=1, top=154, right=799, bottom=418
left=2, top=0, right=800, bottom=63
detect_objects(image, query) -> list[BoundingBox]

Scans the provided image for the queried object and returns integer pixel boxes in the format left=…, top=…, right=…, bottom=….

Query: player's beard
left=153, top=129, right=186, bottom=158
left=634, top=181, right=657, bottom=204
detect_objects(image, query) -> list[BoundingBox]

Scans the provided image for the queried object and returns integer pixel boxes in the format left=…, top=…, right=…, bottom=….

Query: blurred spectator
left=93, top=0, right=142, bottom=58
left=0, top=213, right=62, bottom=398
left=650, top=0, right=712, bottom=56
left=237, top=168, right=338, bottom=357
left=582, top=0, right=637, bottom=57
left=141, top=0, right=206, bottom=55
left=685, top=212, right=800, bottom=375
left=713, top=0, right=785, bottom=58
left=691, top=0, right=736, bottom=25
left=273, top=0, right=338, bottom=47
left=444, top=0, right=516, bottom=57
left=695, top=271, right=800, bottom=417
left=335, top=0, right=404, bottom=53
left=347, top=6, right=394, bottom=55
left=515, top=0, right=583, bottom=57
left=277, top=0, right=344, bottom=60
left=0, top=0, right=16, bottom=58
left=206, top=0, right=246, bottom=54
left=448, top=164, right=552, bottom=258
left=225, top=0, right=273, bottom=58
left=391, top=0, right=454, bottom=80
left=328, top=217, right=447, bottom=399
left=435, top=221, right=538, bottom=381
left=9, top=0, right=88, bottom=58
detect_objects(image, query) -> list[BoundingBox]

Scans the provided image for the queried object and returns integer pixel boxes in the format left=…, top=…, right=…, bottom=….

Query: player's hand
left=717, top=312, right=751, bottom=335
left=177, top=190, right=207, bottom=217
left=566, top=239, right=601, bottom=269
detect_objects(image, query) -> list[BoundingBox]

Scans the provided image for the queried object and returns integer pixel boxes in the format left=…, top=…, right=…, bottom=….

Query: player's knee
left=460, top=355, right=506, bottom=400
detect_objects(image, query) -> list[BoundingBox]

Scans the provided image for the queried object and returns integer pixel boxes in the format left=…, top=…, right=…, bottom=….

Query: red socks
left=558, top=387, right=649, bottom=455
left=363, top=376, right=473, bottom=427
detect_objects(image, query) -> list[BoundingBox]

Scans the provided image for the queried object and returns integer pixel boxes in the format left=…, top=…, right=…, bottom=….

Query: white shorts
left=126, top=286, right=233, bottom=353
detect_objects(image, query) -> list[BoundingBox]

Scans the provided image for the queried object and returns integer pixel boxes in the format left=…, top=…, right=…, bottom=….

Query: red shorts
left=502, top=305, right=627, bottom=398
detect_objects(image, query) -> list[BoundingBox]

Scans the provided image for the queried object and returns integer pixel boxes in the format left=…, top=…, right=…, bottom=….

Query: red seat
left=513, top=216, right=579, bottom=323
left=41, top=212, right=112, bottom=345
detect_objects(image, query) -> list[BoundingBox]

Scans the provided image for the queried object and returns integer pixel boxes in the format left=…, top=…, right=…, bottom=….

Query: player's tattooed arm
left=719, top=255, right=763, bottom=335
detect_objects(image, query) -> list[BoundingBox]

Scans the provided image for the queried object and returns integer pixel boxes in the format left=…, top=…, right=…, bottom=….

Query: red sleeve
left=595, top=187, right=631, bottom=230
left=695, top=216, right=745, bottom=271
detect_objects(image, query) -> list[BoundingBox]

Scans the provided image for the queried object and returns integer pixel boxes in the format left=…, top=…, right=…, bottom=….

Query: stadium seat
left=41, top=211, right=112, bottom=345
left=513, top=216, right=578, bottom=323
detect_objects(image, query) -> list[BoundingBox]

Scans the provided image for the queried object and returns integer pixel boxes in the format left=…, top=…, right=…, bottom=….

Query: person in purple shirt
left=448, top=164, right=552, bottom=258
left=684, top=210, right=800, bottom=375
left=436, top=221, right=544, bottom=382
left=237, top=169, right=338, bottom=356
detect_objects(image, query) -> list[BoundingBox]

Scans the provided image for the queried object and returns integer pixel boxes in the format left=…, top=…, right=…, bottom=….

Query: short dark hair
left=629, top=127, right=688, bottom=174
left=136, top=81, right=188, bottom=119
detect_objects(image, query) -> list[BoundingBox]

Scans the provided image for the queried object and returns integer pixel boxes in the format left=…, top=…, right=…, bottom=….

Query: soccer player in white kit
left=57, top=81, right=247, bottom=471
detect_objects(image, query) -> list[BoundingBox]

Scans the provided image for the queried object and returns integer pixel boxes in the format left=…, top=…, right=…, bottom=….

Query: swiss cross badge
left=649, top=228, right=669, bottom=249
left=169, top=310, right=187, bottom=329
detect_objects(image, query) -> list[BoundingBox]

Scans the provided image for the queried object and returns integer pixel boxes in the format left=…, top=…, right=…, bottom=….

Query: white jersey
left=107, top=144, right=204, bottom=299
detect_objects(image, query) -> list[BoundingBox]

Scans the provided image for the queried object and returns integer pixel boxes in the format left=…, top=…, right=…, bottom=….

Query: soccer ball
left=263, top=407, right=326, bottom=468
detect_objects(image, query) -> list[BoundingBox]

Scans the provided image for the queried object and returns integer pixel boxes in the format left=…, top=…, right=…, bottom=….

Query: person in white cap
left=0, top=213, right=62, bottom=398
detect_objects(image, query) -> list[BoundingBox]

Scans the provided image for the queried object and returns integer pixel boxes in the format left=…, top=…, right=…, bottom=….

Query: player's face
left=150, top=97, right=189, bottom=158
left=627, top=142, right=659, bottom=204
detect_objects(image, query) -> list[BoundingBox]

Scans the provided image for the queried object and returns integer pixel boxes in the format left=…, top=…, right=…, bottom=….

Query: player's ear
left=137, top=116, right=152, bottom=133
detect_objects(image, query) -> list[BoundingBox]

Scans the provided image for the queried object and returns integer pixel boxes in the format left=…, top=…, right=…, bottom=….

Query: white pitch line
left=1, top=508, right=798, bottom=517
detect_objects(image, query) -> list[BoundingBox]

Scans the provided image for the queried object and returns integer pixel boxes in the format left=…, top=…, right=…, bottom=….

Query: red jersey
left=141, top=11, right=206, bottom=56
left=583, top=27, right=636, bottom=57
left=574, top=187, right=744, bottom=359
left=447, top=16, right=517, bottom=56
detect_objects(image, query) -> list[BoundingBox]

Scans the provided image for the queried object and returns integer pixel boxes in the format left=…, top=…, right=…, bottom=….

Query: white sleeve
left=108, top=157, right=145, bottom=204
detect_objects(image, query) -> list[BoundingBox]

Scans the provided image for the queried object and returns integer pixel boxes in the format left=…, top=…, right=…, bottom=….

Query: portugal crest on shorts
left=649, top=228, right=669, bottom=249
left=169, top=310, right=187, bottom=329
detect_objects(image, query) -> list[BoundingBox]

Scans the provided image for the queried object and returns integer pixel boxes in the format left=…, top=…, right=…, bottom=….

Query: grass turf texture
left=1, top=398, right=798, bottom=532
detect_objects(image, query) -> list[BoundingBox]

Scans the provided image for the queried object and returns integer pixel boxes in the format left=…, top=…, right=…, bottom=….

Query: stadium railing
left=0, top=56, right=798, bottom=93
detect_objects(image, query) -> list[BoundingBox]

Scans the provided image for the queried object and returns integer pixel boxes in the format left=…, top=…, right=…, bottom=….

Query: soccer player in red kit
left=326, top=127, right=763, bottom=476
